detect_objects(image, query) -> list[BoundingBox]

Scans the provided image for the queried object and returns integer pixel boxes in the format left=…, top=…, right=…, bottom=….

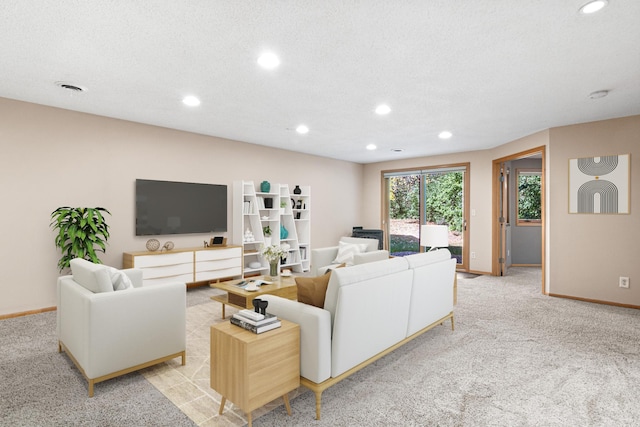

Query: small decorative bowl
left=163, top=241, right=174, bottom=251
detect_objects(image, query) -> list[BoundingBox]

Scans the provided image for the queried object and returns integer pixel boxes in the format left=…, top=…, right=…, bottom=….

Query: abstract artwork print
left=569, top=154, right=630, bottom=214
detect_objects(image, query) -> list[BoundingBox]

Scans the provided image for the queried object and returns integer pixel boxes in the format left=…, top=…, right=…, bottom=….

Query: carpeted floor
left=254, top=267, right=640, bottom=426
left=4, top=269, right=639, bottom=426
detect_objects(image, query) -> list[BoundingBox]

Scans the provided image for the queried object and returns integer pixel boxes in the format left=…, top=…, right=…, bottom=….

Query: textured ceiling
left=1, top=1, right=638, bottom=164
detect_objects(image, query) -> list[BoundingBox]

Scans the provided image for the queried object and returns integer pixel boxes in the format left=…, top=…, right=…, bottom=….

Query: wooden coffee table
left=210, top=275, right=297, bottom=319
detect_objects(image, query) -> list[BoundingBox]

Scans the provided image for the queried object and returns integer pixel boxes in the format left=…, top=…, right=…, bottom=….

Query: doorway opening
left=492, top=146, right=546, bottom=294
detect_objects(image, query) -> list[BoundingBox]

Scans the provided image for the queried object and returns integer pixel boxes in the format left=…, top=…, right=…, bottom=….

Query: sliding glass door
left=383, top=164, right=469, bottom=270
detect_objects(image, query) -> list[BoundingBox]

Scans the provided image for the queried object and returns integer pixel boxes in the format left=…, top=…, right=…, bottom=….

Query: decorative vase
left=146, top=239, right=160, bottom=251
left=280, top=224, right=288, bottom=239
left=264, top=235, right=272, bottom=246
left=293, top=185, right=302, bottom=194
left=260, top=181, right=271, bottom=192
left=269, top=261, right=278, bottom=278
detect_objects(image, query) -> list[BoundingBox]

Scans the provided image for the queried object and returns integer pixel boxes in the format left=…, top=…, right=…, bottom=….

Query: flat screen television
left=135, top=179, right=227, bottom=236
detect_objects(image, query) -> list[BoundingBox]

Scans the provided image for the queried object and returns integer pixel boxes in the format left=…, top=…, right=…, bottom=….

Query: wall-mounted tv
left=136, top=179, right=227, bottom=236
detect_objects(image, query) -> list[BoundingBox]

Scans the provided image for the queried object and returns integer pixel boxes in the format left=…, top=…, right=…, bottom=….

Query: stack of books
left=230, top=309, right=281, bottom=334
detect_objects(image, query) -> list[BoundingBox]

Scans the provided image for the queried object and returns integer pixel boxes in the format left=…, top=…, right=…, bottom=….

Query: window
left=516, top=169, right=541, bottom=225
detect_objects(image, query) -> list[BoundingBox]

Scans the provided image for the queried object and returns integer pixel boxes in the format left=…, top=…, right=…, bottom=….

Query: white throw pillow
left=108, top=267, right=134, bottom=291
left=332, top=242, right=368, bottom=266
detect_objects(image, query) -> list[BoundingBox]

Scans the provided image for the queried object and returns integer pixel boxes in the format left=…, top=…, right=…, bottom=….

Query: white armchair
left=311, top=236, right=389, bottom=275
left=57, top=258, right=186, bottom=396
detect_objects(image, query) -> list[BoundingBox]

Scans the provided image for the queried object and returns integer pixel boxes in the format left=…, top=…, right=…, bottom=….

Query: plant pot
left=264, top=236, right=272, bottom=246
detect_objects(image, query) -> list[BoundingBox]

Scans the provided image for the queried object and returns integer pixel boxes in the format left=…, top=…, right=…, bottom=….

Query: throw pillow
left=107, top=267, right=134, bottom=291
left=296, top=271, right=332, bottom=308
left=332, top=242, right=368, bottom=266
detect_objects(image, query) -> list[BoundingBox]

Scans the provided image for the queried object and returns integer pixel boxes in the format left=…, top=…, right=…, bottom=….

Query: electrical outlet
left=619, top=277, right=630, bottom=288
left=471, top=252, right=476, bottom=259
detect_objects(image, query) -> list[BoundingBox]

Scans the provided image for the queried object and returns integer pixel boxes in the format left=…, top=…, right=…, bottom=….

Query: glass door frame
left=382, top=162, right=470, bottom=271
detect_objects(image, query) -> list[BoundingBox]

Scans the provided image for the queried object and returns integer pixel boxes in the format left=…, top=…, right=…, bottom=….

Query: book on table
left=230, top=316, right=282, bottom=334
left=233, top=311, right=278, bottom=326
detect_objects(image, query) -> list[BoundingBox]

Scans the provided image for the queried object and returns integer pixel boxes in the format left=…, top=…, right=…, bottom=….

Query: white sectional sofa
left=262, top=249, right=456, bottom=419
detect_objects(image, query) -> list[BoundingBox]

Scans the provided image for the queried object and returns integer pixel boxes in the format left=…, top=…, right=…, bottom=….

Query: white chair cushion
left=70, top=258, right=113, bottom=293
left=332, top=241, right=367, bottom=265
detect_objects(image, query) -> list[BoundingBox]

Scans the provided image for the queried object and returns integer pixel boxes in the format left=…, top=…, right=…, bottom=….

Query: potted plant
left=280, top=200, right=287, bottom=214
left=263, top=225, right=273, bottom=246
left=50, top=207, right=111, bottom=272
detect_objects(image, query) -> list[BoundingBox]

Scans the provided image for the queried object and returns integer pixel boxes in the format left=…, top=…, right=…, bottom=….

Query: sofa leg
left=314, top=390, right=322, bottom=420
left=451, top=315, right=455, bottom=331
left=181, top=351, right=186, bottom=365
left=88, top=380, right=95, bottom=397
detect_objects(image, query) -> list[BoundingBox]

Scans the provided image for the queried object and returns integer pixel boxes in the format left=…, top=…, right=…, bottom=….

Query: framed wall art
left=569, top=154, right=630, bottom=214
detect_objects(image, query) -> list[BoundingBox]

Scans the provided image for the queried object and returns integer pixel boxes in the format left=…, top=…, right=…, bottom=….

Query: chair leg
left=314, top=390, right=322, bottom=420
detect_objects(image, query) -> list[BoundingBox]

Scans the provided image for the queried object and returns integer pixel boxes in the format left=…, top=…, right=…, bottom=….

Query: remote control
left=239, top=309, right=265, bottom=321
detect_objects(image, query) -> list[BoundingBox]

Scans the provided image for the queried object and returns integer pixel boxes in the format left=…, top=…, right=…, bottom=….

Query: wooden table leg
left=219, top=397, right=226, bottom=415
left=283, top=393, right=292, bottom=416
left=247, top=412, right=252, bottom=427
left=221, top=302, right=226, bottom=319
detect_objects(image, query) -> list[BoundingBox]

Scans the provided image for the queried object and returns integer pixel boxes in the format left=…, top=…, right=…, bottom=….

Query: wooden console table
left=123, top=246, right=242, bottom=287
left=210, top=319, right=300, bottom=427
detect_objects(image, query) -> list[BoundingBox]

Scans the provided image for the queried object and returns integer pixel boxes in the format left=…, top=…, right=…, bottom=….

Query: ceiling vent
left=55, top=81, right=86, bottom=92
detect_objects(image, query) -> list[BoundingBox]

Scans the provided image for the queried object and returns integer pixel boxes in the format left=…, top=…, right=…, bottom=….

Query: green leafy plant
left=263, top=225, right=272, bottom=236
left=50, top=207, right=111, bottom=271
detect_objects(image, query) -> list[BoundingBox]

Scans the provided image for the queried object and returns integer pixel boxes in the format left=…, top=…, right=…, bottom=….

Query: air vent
left=55, top=81, right=86, bottom=92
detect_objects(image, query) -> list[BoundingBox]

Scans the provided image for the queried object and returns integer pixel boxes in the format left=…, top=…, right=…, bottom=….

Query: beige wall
left=2, top=95, right=638, bottom=314
left=0, top=97, right=363, bottom=315
left=364, top=116, right=640, bottom=307
left=548, top=115, right=640, bottom=305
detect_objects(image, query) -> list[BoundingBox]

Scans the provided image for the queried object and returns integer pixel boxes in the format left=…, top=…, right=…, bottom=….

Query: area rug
left=253, top=268, right=640, bottom=426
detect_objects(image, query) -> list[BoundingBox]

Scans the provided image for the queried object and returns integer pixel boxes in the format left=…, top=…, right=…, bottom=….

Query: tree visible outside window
left=517, top=169, right=541, bottom=225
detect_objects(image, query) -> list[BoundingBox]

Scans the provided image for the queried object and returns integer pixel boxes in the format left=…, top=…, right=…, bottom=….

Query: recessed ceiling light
left=366, top=144, right=377, bottom=150
left=439, top=131, right=453, bottom=139
left=257, top=52, right=280, bottom=69
left=375, top=104, right=391, bottom=115
left=579, top=0, right=608, bottom=14
left=391, top=148, right=404, bottom=153
left=296, top=124, right=309, bottom=134
left=182, top=96, right=201, bottom=107
left=55, top=81, right=86, bottom=92
left=588, top=90, right=609, bottom=99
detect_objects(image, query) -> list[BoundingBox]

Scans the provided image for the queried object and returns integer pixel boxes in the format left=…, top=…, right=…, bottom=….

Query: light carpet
left=252, top=267, right=640, bottom=426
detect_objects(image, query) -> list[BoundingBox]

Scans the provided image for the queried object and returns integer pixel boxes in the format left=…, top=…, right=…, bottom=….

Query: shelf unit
left=233, top=181, right=310, bottom=276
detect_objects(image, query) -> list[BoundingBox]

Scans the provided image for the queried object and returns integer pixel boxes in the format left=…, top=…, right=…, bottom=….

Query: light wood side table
left=210, top=319, right=300, bottom=427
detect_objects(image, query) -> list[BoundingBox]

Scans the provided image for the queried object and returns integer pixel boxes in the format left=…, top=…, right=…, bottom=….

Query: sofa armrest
left=311, top=246, right=339, bottom=276
left=261, top=295, right=332, bottom=384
